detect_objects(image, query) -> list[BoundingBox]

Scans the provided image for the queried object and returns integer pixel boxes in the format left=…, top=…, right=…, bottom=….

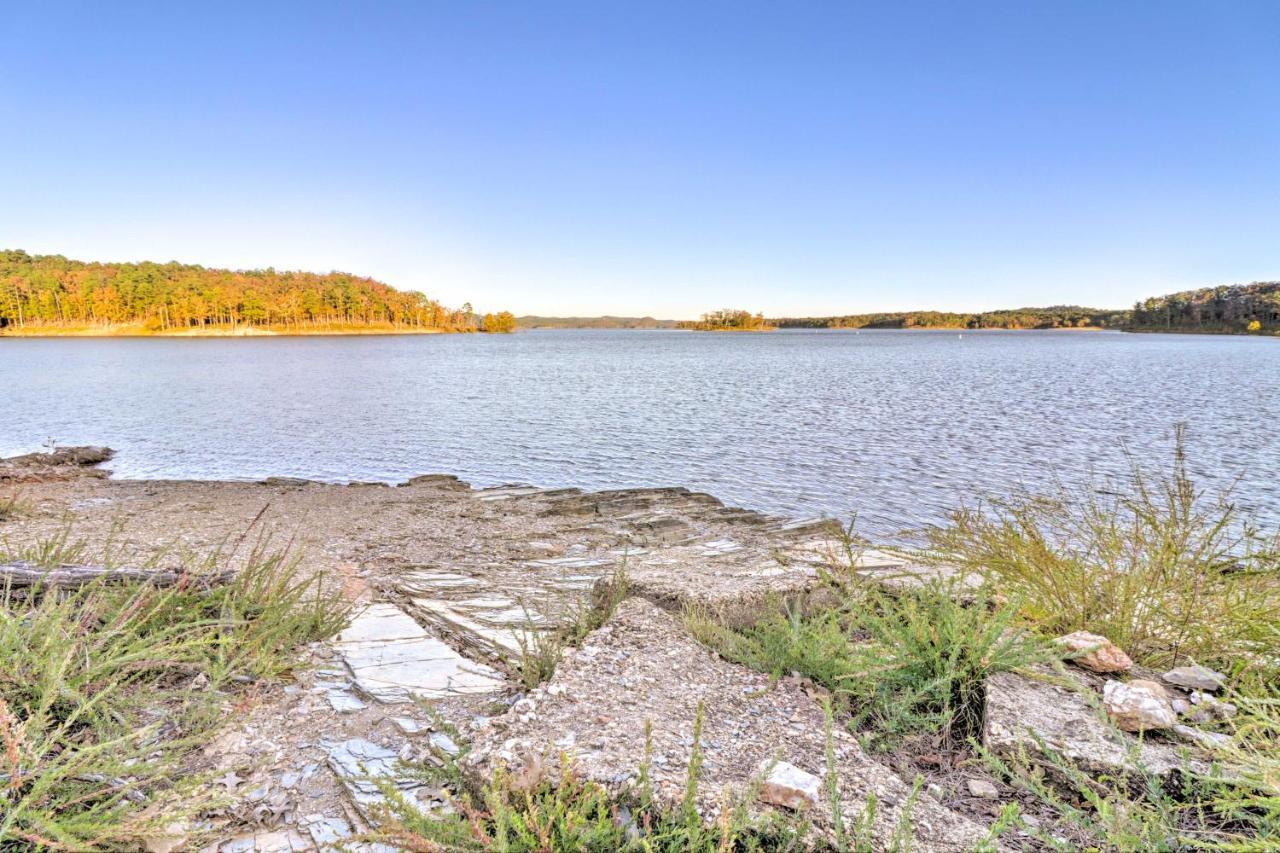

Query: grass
left=371, top=703, right=813, bottom=851
left=369, top=698, right=953, bottom=852
left=0, top=531, right=350, bottom=849
left=685, top=434, right=1280, bottom=848
left=0, top=493, right=29, bottom=522
left=687, top=578, right=1050, bottom=750
left=507, top=565, right=631, bottom=692
left=920, top=427, right=1280, bottom=675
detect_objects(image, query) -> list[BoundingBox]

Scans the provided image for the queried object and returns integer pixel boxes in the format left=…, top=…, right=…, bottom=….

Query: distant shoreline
left=0, top=323, right=452, bottom=338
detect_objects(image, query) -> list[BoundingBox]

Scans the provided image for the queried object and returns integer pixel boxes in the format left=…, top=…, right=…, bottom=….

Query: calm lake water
left=2, top=329, right=1278, bottom=534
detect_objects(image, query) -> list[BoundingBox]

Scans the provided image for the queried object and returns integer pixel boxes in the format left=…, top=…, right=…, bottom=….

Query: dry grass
left=920, top=428, right=1280, bottom=675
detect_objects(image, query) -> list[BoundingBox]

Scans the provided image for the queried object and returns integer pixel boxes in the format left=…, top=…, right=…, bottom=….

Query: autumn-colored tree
left=0, top=250, right=504, bottom=334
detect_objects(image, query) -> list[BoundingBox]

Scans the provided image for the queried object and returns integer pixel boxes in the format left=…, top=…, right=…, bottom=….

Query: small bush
left=688, top=579, right=1049, bottom=749
left=921, top=428, right=1280, bottom=674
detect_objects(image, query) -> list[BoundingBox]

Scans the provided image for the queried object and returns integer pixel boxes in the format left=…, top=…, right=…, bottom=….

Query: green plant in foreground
left=689, top=579, right=1049, bottom=749
left=508, top=565, right=630, bottom=691
left=922, top=427, right=1280, bottom=673
left=373, top=705, right=814, bottom=852
left=0, top=533, right=349, bottom=848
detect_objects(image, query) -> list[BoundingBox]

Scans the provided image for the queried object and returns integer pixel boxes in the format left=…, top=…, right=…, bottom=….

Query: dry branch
left=0, top=561, right=233, bottom=590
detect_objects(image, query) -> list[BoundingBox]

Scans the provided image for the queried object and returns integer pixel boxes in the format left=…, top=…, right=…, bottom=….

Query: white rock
left=1103, top=679, right=1177, bottom=732
left=1163, top=665, right=1226, bottom=692
left=1054, top=631, right=1133, bottom=673
left=966, top=778, right=999, bottom=799
left=757, top=759, right=821, bottom=811
left=1189, top=691, right=1237, bottom=720
left=1172, top=725, right=1233, bottom=751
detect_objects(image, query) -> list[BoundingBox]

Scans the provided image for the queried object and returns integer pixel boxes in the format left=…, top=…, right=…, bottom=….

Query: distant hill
left=772, top=305, right=1125, bottom=330
left=0, top=249, right=509, bottom=335
left=516, top=315, right=678, bottom=329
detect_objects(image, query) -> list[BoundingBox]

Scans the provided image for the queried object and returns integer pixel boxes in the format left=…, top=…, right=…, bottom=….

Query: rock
left=985, top=669, right=1204, bottom=777
left=1103, top=679, right=1177, bottom=732
left=757, top=759, right=821, bottom=811
left=1054, top=631, right=1133, bottom=673
left=487, top=737, right=545, bottom=791
left=429, top=731, right=461, bottom=757
left=466, top=598, right=987, bottom=852
left=324, top=687, right=367, bottom=713
left=2, top=445, right=114, bottom=468
left=390, top=716, right=424, bottom=735
left=966, top=779, right=999, bottom=799
left=1172, top=725, right=1233, bottom=751
left=1189, top=690, right=1237, bottom=720
left=1164, top=665, right=1226, bottom=692
left=334, top=602, right=504, bottom=703
left=326, top=737, right=426, bottom=821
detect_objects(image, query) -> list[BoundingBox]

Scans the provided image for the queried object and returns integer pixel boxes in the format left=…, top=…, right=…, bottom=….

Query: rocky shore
left=0, top=449, right=1254, bottom=851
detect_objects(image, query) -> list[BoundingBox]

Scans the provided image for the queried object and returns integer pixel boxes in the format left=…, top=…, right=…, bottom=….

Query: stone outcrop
left=333, top=602, right=504, bottom=702
left=465, top=598, right=988, bottom=851
left=1054, top=631, right=1134, bottom=673
left=0, top=445, right=114, bottom=481
left=985, top=668, right=1205, bottom=777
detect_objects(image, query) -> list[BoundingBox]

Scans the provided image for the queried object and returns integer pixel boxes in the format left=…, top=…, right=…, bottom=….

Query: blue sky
left=2, top=2, right=1277, bottom=317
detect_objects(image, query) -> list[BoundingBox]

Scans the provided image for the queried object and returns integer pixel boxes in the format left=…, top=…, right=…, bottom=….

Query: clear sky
left=3, top=1, right=1277, bottom=318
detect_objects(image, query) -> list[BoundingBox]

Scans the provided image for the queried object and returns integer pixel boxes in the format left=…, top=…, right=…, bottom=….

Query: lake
left=2, top=329, right=1277, bottom=535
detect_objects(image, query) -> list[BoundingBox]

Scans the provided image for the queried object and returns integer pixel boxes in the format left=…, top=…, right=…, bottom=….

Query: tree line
left=0, top=250, right=515, bottom=333
left=1129, top=282, right=1280, bottom=333
left=773, top=306, right=1123, bottom=330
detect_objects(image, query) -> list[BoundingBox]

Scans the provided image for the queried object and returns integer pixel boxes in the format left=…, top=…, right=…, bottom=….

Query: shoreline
left=3, top=446, right=1273, bottom=850
left=0, top=323, right=453, bottom=338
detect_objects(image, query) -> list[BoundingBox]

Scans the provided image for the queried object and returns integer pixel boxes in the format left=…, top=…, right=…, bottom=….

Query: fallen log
left=0, top=561, right=234, bottom=590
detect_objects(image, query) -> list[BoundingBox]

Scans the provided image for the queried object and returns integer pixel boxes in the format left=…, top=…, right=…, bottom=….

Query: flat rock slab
left=465, top=598, right=986, bottom=851
left=335, top=602, right=504, bottom=702
left=326, top=737, right=433, bottom=822
left=985, top=669, right=1207, bottom=777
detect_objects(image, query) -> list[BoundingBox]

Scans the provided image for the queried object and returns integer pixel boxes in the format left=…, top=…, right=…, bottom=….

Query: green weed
left=508, top=565, right=630, bottom=691
left=921, top=427, right=1280, bottom=674
left=0, top=533, right=349, bottom=848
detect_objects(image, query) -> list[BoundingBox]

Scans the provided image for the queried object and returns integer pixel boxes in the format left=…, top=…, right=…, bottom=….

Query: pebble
left=967, top=779, right=999, bottom=799
left=1163, top=665, right=1226, bottom=692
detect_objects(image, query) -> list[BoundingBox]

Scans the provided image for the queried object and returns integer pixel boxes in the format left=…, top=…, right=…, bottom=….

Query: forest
left=774, top=306, right=1124, bottom=330
left=1128, top=282, right=1280, bottom=333
left=0, top=250, right=513, bottom=334
left=677, top=309, right=775, bottom=331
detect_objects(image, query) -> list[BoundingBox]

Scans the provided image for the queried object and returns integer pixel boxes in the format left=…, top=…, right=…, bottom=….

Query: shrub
left=687, top=579, right=1050, bottom=749
left=921, top=428, right=1280, bottom=674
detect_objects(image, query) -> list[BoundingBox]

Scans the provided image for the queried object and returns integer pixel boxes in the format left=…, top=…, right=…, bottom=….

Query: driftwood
left=0, top=561, right=234, bottom=590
